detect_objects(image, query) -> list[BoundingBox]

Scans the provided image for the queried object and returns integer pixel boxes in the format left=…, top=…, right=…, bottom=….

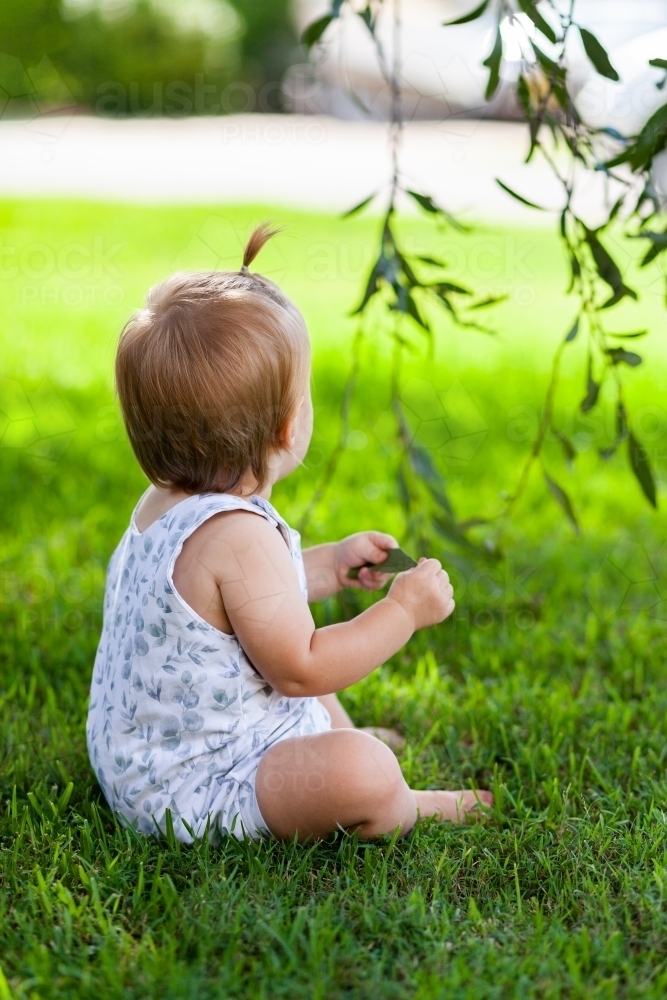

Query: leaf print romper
left=86, top=493, right=332, bottom=841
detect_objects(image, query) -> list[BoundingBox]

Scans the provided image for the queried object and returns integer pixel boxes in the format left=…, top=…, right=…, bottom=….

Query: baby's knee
left=343, top=731, right=406, bottom=806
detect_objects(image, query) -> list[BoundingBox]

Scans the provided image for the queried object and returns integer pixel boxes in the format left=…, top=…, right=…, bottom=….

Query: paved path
left=0, top=113, right=564, bottom=224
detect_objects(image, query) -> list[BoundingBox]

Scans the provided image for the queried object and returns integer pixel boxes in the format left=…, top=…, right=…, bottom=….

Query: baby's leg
left=255, top=729, right=491, bottom=841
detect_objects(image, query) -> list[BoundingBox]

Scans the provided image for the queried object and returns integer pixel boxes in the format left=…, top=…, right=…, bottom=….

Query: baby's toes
left=455, top=789, right=494, bottom=817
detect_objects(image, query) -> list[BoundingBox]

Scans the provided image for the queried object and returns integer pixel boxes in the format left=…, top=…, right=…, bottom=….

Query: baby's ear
left=279, top=396, right=305, bottom=448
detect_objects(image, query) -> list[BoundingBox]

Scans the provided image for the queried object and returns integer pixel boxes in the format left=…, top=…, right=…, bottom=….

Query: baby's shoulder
left=181, top=505, right=288, bottom=561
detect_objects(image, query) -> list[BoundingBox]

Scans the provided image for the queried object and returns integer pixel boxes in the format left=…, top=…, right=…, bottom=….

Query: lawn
left=1, top=199, right=667, bottom=998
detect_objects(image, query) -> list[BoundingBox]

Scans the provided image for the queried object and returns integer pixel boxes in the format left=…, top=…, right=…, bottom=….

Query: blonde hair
left=115, top=224, right=310, bottom=494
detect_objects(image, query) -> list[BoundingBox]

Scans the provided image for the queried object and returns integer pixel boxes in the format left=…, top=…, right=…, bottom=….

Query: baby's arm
left=210, top=511, right=454, bottom=697
left=303, top=531, right=398, bottom=601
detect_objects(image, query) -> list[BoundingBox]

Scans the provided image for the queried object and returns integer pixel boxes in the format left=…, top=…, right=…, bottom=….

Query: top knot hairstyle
left=115, top=224, right=310, bottom=495
left=239, top=222, right=281, bottom=274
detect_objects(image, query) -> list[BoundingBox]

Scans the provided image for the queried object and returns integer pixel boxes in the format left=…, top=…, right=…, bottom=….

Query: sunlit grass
left=1, top=200, right=667, bottom=998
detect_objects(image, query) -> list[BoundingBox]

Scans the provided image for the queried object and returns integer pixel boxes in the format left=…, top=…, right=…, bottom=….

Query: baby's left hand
left=334, top=531, right=399, bottom=591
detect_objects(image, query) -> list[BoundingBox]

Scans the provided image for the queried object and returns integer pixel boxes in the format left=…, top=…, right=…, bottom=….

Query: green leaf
left=406, top=190, right=441, bottom=214
left=405, top=291, right=430, bottom=332
left=599, top=400, right=628, bottom=459
left=352, top=252, right=388, bottom=313
left=516, top=0, right=557, bottom=44
left=470, top=294, right=508, bottom=309
left=405, top=190, right=464, bottom=229
left=628, top=433, right=657, bottom=507
left=340, top=192, right=376, bottom=218
left=427, top=281, right=471, bottom=295
left=579, top=27, right=619, bottom=81
left=564, top=317, right=579, bottom=342
left=605, top=347, right=642, bottom=367
left=583, top=228, right=637, bottom=307
left=581, top=356, right=600, bottom=413
left=483, top=25, right=503, bottom=100
left=358, top=5, right=374, bottom=33
left=406, top=440, right=455, bottom=517
left=544, top=471, right=579, bottom=533
left=301, top=14, right=334, bottom=47
left=517, top=75, right=532, bottom=117
left=553, top=429, right=576, bottom=465
left=347, top=546, right=417, bottom=579
left=532, top=43, right=562, bottom=80
left=637, top=229, right=667, bottom=267
left=496, top=179, right=545, bottom=210
left=607, top=329, right=647, bottom=339
left=443, top=0, right=490, bottom=25
left=606, top=103, right=667, bottom=171
left=650, top=58, right=667, bottom=70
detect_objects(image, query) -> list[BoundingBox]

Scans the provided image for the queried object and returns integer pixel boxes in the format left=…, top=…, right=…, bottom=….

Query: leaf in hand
left=347, top=547, right=418, bottom=580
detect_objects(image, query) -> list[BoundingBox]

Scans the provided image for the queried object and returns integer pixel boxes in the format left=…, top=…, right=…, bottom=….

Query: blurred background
left=0, top=0, right=666, bottom=123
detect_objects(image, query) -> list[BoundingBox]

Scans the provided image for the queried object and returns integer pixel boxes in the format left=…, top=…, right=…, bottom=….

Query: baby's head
left=116, top=225, right=312, bottom=495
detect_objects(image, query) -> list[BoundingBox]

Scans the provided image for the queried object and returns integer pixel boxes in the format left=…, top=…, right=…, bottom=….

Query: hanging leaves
left=496, top=179, right=546, bottom=210
left=599, top=400, right=627, bottom=459
left=483, top=25, right=503, bottom=100
left=580, top=356, right=600, bottom=413
left=301, top=0, right=345, bottom=48
left=406, top=190, right=466, bottom=230
left=637, top=229, right=667, bottom=267
left=302, top=15, right=334, bottom=48
left=516, top=0, right=558, bottom=44
left=564, top=318, right=579, bottom=342
left=605, top=347, right=642, bottom=368
left=578, top=27, right=620, bottom=82
left=583, top=228, right=637, bottom=307
left=628, top=433, right=657, bottom=508
left=553, top=429, right=576, bottom=466
left=341, top=192, right=377, bottom=218
left=544, top=472, right=580, bottom=533
left=443, top=0, right=490, bottom=26
left=607, top=103, right=667, bottom=171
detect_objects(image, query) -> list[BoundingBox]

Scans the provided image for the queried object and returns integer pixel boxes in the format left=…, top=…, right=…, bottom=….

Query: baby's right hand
left=387, top=558, right=454, bottom=630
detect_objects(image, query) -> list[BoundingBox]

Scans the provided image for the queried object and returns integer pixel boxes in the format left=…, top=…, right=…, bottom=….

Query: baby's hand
left=334, top=531, right=399, bottom=591
left=387, top=558, right=454, bottom=630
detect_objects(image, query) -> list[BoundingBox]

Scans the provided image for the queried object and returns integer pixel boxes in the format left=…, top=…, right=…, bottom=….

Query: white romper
left=86, top=492, right=332, bottom=841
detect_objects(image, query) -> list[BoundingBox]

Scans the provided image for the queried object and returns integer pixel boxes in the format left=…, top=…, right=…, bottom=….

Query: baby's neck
left=135, top=476, right=273, bottom=534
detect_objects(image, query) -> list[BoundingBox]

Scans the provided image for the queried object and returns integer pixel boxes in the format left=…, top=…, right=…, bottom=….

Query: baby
left=86, top=225, right=492, bottom=843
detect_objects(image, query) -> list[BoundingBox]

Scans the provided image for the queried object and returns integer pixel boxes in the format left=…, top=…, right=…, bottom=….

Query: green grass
left=2, top=200, right=667, bottom=998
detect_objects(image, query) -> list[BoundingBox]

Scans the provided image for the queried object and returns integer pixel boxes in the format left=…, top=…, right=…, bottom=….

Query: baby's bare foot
left=359, top=726, right=406, bottom=751
left=414, top=789, right=494, bottom=824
